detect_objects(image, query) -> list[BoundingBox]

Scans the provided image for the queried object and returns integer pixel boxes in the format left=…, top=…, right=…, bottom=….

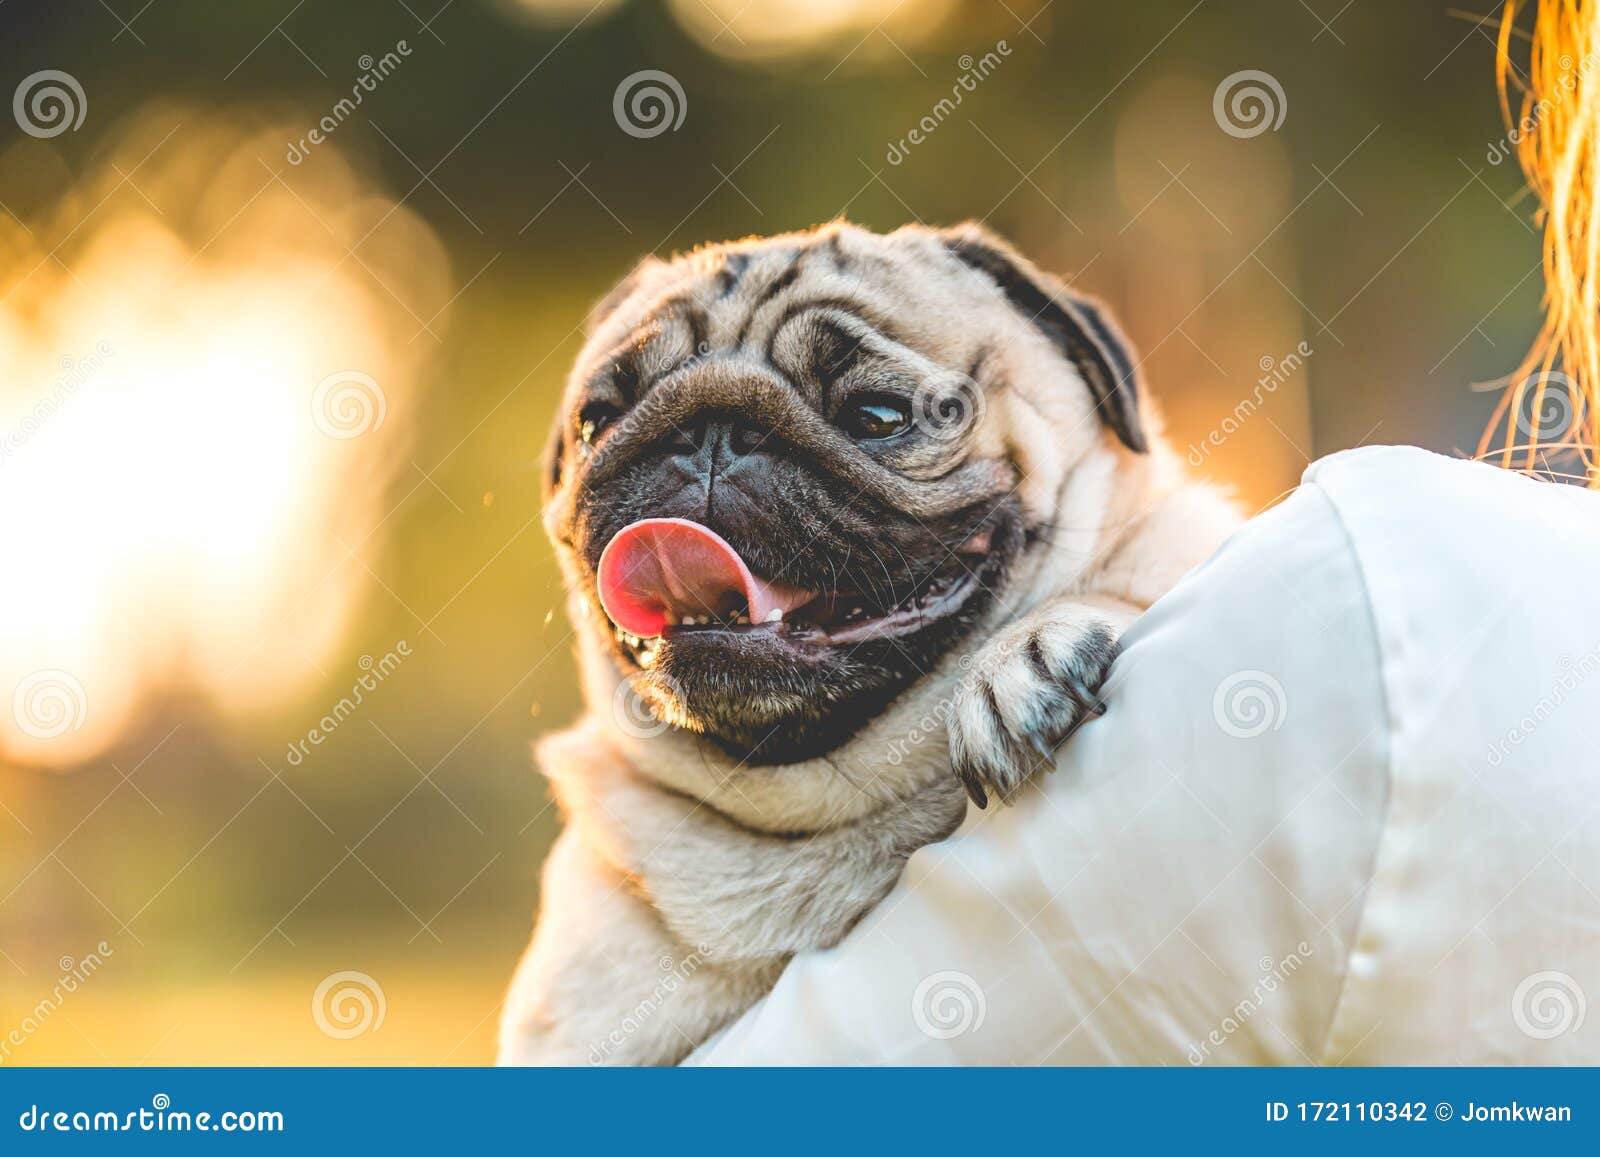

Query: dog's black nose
left=667, top=416, right=767, bottom=472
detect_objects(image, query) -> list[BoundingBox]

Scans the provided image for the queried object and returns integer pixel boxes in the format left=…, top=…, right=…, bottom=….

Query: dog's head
left=543, top=221, right=1147, bottom=762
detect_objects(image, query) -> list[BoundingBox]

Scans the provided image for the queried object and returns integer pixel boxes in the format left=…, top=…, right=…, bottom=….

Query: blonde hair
left=1483, top=0, right=1600, bottom=484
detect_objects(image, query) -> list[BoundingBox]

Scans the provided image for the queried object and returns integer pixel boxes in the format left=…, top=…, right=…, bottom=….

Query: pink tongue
left=597, top=518, right=815, bottom=639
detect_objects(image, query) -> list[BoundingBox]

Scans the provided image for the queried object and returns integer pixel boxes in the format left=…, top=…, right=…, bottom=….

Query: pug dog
left=498, top=222, right=1240, bottom=1065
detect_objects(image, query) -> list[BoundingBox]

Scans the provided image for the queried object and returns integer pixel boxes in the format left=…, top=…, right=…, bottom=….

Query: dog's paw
left=947, top=605, right=1120, bottom=808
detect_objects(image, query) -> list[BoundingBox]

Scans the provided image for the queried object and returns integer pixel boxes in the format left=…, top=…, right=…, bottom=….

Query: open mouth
left=596, top=517, right=994, bottom=662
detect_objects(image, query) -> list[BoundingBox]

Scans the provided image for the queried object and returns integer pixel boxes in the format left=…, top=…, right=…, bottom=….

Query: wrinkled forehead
left=573, top=228, right=978, bottom=383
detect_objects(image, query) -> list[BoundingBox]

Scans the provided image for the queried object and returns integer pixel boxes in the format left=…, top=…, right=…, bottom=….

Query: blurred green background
left=0, top=0, right=1542, bottom=1063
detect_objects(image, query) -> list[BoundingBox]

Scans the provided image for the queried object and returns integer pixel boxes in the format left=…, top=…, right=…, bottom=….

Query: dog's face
left=543, top=222, right=1146, bottom=763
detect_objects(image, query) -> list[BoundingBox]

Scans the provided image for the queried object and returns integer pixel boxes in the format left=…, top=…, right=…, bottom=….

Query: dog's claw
left=948, top=610, right=1120, bottom=806
left=1065, top=675, right=1108, bottom=716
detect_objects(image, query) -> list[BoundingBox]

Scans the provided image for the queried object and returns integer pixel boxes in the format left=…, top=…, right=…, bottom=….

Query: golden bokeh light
left=665, top=0, right=959, bottom=62
left=0, top=108, right=453, bottom=771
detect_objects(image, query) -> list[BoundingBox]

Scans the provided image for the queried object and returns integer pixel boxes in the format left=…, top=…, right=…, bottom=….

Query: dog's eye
left=578, top=402, right=621, bottom=446
left=837, top=396, right=911, bottom=441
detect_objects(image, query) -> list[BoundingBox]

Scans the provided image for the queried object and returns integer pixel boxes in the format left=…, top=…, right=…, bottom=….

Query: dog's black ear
left=939, top=223, right=1147, bottom=453
left=546, top=257, right=666, bottom=500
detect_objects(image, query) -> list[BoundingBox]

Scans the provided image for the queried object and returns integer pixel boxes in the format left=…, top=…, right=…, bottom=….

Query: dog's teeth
left=765, top=608, right=783, bottom=623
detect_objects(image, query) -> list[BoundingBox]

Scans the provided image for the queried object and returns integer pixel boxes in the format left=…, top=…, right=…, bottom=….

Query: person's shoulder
left=1300, top=444, right=1600, bottom=595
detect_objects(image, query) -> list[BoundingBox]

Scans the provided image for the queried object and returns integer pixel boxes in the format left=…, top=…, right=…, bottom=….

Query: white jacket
left=693, top=447, right=1600, bottom=1065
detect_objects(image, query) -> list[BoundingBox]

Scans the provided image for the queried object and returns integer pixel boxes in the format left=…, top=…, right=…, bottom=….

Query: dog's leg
left=555, top=740, right=968, bottom=963
left=947, top=597, right=1137, bottom=807
left=498, top=826, right=777, bottom=1066
left=501, top=723, right=964, bottom=1065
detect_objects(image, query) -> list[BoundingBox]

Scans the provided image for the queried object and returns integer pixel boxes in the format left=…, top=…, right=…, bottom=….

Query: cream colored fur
left=498, top=223, right=1241, bottom=1065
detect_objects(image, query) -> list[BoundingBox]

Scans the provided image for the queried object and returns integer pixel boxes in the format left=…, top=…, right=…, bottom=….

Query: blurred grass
left=11, top=934, right=515, bottom=1065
